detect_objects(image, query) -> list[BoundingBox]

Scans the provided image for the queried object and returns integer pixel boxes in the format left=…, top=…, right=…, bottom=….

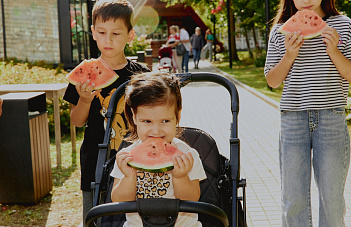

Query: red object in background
left=211, top=0, right=225, bottom=14
left=71, top=19, right=76, bottom=29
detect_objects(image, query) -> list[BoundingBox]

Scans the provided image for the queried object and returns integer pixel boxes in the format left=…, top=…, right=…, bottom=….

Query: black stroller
left=86, top=72, right=247, bottom=227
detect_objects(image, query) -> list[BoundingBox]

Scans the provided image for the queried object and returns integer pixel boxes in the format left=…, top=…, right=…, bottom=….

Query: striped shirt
left=264, top=14, right=351, bottom=110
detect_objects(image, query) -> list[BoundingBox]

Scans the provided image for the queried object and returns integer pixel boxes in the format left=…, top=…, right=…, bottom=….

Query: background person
left=190, top=27, right=204, bottom=69
left=201, top=29, right=214, bottom=61
left=265, top=0, right=351, bottom=226
left=180, top=27, right=191, bottom=73
left=165, top=25, right=182, bottom=73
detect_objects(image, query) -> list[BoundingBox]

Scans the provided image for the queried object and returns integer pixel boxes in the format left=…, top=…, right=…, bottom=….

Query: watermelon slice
left=66, top=58, right=119, bottom=90
left=128, top=138, right=185, bottom=173
left=279, top=9, right=327, bottom=39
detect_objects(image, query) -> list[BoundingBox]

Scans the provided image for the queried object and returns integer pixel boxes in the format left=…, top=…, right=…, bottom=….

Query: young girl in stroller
left=110, top=72, right=207, bottom=226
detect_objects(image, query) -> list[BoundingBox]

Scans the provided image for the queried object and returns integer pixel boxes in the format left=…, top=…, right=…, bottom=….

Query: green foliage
left=254, top=54, right=266, bottom=67
left=254, top=50, right=266, bottom=67
left=336, top=0, right=351, bottom=16
left=124, top=34, right=152, bottom=56
left=0, top=59, right=83, bottom=140
left=0, top=58, right=65, bottom=75
left=46, top=98, right=85, bottom=142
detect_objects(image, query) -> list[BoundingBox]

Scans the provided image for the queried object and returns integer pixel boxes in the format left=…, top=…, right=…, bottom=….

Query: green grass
left=213, top=61, right=284, bottom=102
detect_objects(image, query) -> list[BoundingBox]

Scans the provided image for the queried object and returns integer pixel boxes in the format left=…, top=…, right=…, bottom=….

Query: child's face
left=132, top=104, right=180, bottom=143
left=293, top=0, right=324, bottom=17
left=169, top=27, right=176, bottom=34
left=91, top=17, right=134, bottom=60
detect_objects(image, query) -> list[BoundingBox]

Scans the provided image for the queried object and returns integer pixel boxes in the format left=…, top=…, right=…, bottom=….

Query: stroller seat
left=158, top=46, right=173, bottom=72
left=159, top=57, right=172, bottom=68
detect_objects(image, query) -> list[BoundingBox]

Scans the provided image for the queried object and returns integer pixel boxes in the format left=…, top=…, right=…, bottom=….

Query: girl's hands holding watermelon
left=321, top=27, right=340, bottom=56
left=75, top=80, right=101, bottom=103
left=172, top=152, right=194, bottom=179
left=116, top=150, right=137, bottom=178
left=284, top=31, right=304, bottom=60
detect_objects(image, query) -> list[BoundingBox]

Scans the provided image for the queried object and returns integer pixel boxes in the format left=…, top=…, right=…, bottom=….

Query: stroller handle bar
left=102, top=72, right=239, bottom=145
left=85, top=199, right=229, bottom=227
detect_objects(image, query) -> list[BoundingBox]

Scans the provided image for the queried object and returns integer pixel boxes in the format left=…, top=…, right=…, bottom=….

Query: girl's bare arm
left=266, top=32, right=304, bottom=88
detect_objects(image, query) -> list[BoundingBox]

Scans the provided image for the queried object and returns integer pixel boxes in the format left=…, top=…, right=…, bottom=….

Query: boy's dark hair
left=92, top=0, right=134, bottom=31
left=124, top=72, right=182, bottom=141
left=273, top=0, right=340, bottom=25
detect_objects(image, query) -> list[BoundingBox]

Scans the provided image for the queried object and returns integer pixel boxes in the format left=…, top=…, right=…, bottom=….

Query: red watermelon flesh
left=128, top=138, right=185, bottom=173
left=279, top=10, right=327, bottom=39
left=66, top=58, right=119, bottom=90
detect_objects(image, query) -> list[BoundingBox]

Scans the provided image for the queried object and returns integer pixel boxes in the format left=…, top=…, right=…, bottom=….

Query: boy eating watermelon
left=63, top=0, right=150, bottom=225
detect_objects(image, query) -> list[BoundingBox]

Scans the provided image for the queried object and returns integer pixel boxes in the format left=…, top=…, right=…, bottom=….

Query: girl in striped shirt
left=265, top=0, right=351, bottom=226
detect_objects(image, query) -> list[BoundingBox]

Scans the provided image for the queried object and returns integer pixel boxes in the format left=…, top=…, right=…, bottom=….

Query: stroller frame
left=89, top=72, right=246, bottom=227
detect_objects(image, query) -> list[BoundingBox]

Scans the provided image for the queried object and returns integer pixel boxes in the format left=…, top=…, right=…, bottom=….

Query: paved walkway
left=153, top=59, right=351, bottom=226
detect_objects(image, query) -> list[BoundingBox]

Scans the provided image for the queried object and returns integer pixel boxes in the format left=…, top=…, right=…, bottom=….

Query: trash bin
left=0, top=92, right=52, bottom=204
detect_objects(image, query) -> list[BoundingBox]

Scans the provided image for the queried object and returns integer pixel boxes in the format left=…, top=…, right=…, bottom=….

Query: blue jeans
left=182, top=51, right=189, bottom=72
left=192, top=49, right=201, bottom=66
left=201, top=42, right=213, bottom=61
left=280, top=109, right=350, bottom=227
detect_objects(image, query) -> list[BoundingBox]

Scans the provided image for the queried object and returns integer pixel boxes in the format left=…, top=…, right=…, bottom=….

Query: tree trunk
left=230, top=7, right=239, bottom=60
left=244, top=28, right=253, bottom=58
left=252, top=26, right=261, bottom=51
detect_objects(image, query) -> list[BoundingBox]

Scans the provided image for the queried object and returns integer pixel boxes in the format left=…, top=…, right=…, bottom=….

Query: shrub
left=254, top=50, right=266, bottom=67
left=124, top=34, right=152, bottom=56
left=254, top=55, right=266, bottom=67
left=46, top=98, right=85, bottom=141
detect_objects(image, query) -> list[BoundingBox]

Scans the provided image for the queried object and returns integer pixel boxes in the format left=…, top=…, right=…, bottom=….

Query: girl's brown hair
left=124, top=72, right=182, bottom=141
left=273, top=0, right=340, bottom=25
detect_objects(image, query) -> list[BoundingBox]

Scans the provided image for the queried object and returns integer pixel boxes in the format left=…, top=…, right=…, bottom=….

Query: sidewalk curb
left=209, top=63, right=280, bottom=110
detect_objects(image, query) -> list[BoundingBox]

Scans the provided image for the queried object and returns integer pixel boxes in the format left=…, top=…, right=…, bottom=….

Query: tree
left=336, top=0, right=351, bottom=17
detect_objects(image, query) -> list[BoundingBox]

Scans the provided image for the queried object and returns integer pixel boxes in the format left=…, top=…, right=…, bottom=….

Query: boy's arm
left=70, top=80, right=101, bottom=127
left=70, top=100, right=91, bottom=127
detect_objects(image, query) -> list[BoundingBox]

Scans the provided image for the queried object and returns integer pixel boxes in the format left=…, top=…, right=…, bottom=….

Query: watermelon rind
left=278, top=28, right=325, bottom=40
left=128, top=161, right=174, bottom=173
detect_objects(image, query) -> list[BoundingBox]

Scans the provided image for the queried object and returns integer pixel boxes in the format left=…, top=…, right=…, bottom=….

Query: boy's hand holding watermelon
left=75, top=79, right=101, bottom=104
